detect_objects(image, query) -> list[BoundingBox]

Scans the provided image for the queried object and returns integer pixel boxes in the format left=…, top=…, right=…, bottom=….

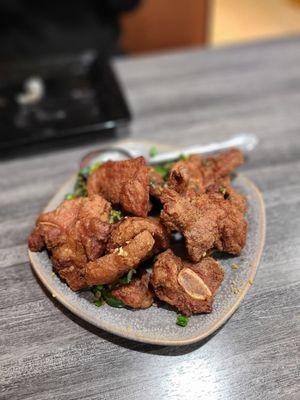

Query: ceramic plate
left=28, top=142, right=266, bottom=346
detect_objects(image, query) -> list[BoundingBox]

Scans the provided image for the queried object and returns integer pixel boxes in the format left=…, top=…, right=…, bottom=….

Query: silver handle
left=81, top=133, right=258, bottom=168
left=147, top=133, right=258, bottom=164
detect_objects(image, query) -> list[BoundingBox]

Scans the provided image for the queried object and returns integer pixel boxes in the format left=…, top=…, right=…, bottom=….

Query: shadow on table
left=31, top=259, right=230, bottom=357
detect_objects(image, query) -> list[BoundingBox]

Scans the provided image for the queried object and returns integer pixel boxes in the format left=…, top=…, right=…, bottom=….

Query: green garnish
left=101, top=287, right=124, bottom=308
left=66, top=160, right=104, bottom=200
left=150, top=177, right=156, bottom=189
left=65, top=193, right=75, bottom=200
left=92, top=285, right=124, bottom=308
left=94, top=290, right=102, bottom=298
left=179, top=153, right=188, bottom=161
left=154, top=165, right=170, bottom=180
left=94, top=300, right=103, bottom=307
left=73, top=173, right=88, bottom=198
left=176, top=314, right=189, bottom=327
left=89, top=162, right=102, bottom=173
left=119, top=269, right=136, bottom=284
left=69, top=162, right=103, bottom=199
left=219, top=186, right=227, bottom=195
left=105, top=296, right=124, bottom=308
left=149, top=146, right=158, bottom=157
left=109, top=209, right=123, bottom=224
left=79, top=162, right=102, bottom=178
left=118, top=277, right=128, bottom=284
left=79, top=167, right=90, bottom=178
left=92, top=285, right=104, bottom=295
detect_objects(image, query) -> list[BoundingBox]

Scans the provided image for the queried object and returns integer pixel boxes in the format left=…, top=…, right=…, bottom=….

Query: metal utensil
left=80, top=133, right=258, bottom=168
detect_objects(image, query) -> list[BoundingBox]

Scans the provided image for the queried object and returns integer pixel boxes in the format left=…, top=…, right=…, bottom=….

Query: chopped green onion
left=101, top=287, right=124, bottom=308
left=79, top=162, right=102, bottom=179
left=127, top=269, right=136, bottom=282
left=149, top=146, right=158, bottom=157
left=118, top=276, right=128, bottom=284
left=65, top=193, right=75, bottom=200
left=219, top=186, right=227, bottom=195
left=73, top=173, right=88, bottom=198
left=71, top=163, right=103, bottom=199
left=79, top=167, right=90, bottom=178
left=119, top=269, right=136, bottom=284
left=150, top=177, right=156, bottom=189
left=91, top=285, right=104, bottom=296
left=92, top=285, right=124, bottom=307
left=89, top=162, right=102, bottom=173
left=176, top=314, right=189, bottom=327
left=93, top=286, right=125, bottom=308
left=73, top=187, right=87, bottom=198
left=179, top=153, right=188, bottom=161
left=109, top=209, right=123, bottom=224
left=154, top=165, right=170, bottom=180
left=105, top=296, right=124, bottom=308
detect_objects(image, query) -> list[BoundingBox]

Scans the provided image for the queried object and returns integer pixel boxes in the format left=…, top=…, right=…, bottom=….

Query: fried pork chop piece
left=160, top=188, right=247, bottom=261
left=112, top=271, right=154, bottom=309
left=168, top=148, right=244, bottom=196
left=28, top=195, right=111, bottom=291
left=85, top=230, right=155, bottom=286
left=87, top=156, right=151, bottom=217
left=106, top=217, right=170, bottom=255
left=150, top=250, right=224, bottom=316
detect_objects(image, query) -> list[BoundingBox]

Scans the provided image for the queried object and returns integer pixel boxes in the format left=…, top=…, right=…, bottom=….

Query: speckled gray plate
left=28, top=142, right=266, bottom=346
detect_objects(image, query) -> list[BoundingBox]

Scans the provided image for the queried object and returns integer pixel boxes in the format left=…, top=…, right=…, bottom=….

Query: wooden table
left=1, top=38, right=299, bottom=400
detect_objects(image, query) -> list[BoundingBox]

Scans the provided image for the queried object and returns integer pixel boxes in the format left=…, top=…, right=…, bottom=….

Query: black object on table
left=0, top=51, right=131, bottom=152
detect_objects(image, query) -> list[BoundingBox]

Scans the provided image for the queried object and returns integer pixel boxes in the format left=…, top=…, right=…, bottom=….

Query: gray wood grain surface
left=1, top=37, right=300, bottom=400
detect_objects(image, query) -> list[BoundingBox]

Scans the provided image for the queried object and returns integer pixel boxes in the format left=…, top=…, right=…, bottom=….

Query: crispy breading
left=106, top=216, right=169, bottom=255
left=85, top=230, right=155, bottom=286
left=160, top=188, right=247, bottom=261
left=168, top=148, right=244, bottom=196
left=206, top=176, right=247, bottom=214
left=150, top=250, right=224, bottom=316
left=28, top=195, right=111, bottom=290
left=112, top=271, right=154, bottom=309
left=87, top=157, right=151, bottom=217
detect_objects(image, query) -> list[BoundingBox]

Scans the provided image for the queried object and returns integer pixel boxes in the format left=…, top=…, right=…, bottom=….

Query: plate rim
left=28, top=173, right=266, bottom=346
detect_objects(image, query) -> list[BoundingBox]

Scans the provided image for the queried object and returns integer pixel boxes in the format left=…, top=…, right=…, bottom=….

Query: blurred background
left=121, top=0, right=300, bottom=53
left=1, top=0, right=300, bottom=155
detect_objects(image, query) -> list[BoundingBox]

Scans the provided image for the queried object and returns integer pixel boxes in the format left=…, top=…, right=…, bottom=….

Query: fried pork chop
left=87, top=156, right=151, bottom=217
left=85, top=217, right=169, bottom=288
left=151, top=250, right=224, bottom=316
left=112, top=271, right=154, bottom=309
left=160, top=188, right=247, bottom=261
left=85, top=230, right=155, bottom=286
left=28, top=194, right=111, bottom=290
left=28, top=149, right=248, bottom=317
left=168, top=148, right=244, bottom=196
